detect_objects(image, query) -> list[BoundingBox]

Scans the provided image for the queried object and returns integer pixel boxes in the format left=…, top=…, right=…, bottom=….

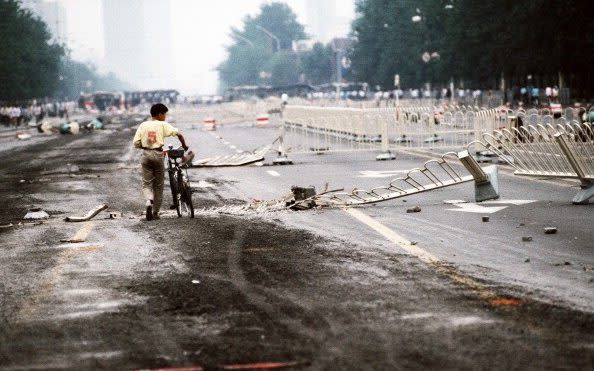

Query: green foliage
left=56, top=58, right=132, bottom=100
left=219, top=2, right=338, bottom=89
left=350, top=0, right=594, bottom=97
left=301, top=43, right=334, bottom=85
left=0, top=0, right=131, bottom=102
left=0, top=0, right=63, bottom=101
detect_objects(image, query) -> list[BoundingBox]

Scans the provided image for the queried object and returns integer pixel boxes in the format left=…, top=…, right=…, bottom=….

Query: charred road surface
left=0, top=111, right=593, bottom=370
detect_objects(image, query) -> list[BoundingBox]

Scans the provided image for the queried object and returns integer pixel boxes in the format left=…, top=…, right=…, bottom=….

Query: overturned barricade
left=192, top=145, right=271, bottom=167
left=289, top=151, right=499, bottom=210
left=476, top=122, right=594, bottom=204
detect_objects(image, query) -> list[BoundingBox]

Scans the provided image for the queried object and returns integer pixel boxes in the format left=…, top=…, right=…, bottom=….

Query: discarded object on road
left=64, top=204, right=108, bottom=222
left=291, top=186, right=316, bottom=201
left=192, top=145, right=270, bottom=167
left=87, top=118, right=104, bottom=130
left=288, top=186, right=317, bottom=210
left=406, top=206, right=421, bottom=213
left=16, top=132, right=32, bottom=140
left=24, top=208, right=49, bottom=220
left=287, top=186, right=343, bottom=210
left=522, top=236, right=533, bottom=242
left=544, top=227, right=558, bottom=234
left=59, top=121, right=80, bottom=135
left=482, top=216, right=490, bottom=222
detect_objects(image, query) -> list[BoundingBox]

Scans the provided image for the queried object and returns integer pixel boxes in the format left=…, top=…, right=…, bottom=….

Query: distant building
left=22, top=0, right=68, bottom=43
left=102, top=0, right=174, bottom=90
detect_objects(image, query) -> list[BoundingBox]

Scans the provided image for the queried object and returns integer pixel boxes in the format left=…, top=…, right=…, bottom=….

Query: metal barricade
left=475, top=122, right=594, bottom=204
left=291, top=151, right=499, bottom=209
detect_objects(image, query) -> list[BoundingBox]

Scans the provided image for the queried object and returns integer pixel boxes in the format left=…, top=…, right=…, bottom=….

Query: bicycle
left=166, top=145, right=194, bottom=218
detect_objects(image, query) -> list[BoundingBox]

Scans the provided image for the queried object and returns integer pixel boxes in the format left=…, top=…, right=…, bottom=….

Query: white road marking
left=357, top=170, right=409, bottom=178
left=482, top=199, right=536, bottom=205
left=343, top=208, right=499, bottom=300
left=266, top=170, right=280, bottom=177
left=446, top=199, right=536, bottom=213
left=447, top=203, right=507, bottom=214
left=343, top=208, right=438, bottom=264
left=230, top=145, right=237, bottom=149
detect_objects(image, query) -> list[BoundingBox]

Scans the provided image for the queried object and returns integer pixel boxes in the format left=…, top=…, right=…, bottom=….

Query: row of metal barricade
left=280, top=105, right=503, bottom=155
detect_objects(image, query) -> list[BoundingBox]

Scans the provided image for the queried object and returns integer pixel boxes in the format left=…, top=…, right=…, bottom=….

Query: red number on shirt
left=147, top=130, right=157, bottom=144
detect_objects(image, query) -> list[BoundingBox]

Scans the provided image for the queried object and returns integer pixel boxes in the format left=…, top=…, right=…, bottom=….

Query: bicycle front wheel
left=176, top=173, right=194, bottom=218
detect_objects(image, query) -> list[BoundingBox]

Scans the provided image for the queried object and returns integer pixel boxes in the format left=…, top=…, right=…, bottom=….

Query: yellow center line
left=17, top=222, right=99, bottom=322
left=343, top=207, right=497, bottom=300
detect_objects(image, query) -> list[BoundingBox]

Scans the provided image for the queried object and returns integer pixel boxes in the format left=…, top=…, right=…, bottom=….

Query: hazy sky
left=59, top=0, right=356, bottom=94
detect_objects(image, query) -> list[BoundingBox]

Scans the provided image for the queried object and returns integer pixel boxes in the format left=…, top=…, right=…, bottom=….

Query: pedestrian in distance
left=133, top=103, right=188, bottom=221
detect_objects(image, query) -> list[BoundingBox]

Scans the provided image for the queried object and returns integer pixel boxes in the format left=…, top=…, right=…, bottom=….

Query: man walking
left=133, top=103, right=188, bottom=220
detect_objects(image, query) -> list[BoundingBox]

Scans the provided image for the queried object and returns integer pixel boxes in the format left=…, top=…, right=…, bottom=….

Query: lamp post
left=255, top=24, right=281, bottom=52
left=234, top=34, right=255, bottom=48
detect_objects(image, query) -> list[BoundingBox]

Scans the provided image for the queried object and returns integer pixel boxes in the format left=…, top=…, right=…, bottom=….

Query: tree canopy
left=350, top=0, right=594, bottom=98
left=0, top=0, right=131, bottom=102
left=218, top=2, right=335, bottom=90
left=0, top=0, right=63, bottom=101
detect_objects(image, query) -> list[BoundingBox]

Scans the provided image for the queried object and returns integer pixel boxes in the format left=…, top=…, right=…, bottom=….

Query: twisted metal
left=292, top=152, right=474, bottom=208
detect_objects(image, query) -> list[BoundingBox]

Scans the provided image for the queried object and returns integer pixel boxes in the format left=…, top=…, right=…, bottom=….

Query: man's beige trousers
left=141, top=150, right=165, bottom=214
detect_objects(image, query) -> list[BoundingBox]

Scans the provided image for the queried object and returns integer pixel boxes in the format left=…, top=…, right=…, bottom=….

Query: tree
left=218, top=2, right=306, bottom=89
left=56, top=57, right=132, bottom=100
left=349, top=0, right=594, bottom=98
left=0, top=0, right=64, bottom=101
left=301, top=43, right=334, bottom=85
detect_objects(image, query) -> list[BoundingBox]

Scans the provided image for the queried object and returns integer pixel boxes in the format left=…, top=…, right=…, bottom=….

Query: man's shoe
left=152, top=213, right=160, bottom=220
left=146, top=205, right=153, bottom=221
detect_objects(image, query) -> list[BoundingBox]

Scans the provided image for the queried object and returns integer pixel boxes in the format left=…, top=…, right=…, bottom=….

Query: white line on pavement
left=230, top=145, right=237, bottom=149
left=343, top=208, right=438, bottom=264
left=266, top=170, right=280, bottom=177
left=343, top=207, right=499, bottom=300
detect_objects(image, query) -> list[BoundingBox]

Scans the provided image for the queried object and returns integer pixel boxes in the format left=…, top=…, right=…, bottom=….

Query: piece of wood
left=64, top=204, right=108, bottom=222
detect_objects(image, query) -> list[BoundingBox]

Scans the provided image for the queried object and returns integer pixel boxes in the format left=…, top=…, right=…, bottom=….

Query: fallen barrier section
left=476, top=122, right=594, bottom=204
left=290, top=151, right=499, bottom=209
left=191, top=145, right=271, bottom=167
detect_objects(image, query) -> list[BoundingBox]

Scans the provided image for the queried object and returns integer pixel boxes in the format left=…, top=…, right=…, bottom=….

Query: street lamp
left=254, top=24, right=281, bottom=52
left=234, top=34, right=255, bottom=48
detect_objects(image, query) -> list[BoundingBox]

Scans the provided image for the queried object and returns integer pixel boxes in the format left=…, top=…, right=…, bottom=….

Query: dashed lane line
left=266, top=170, right=280, bottom=177
left=343, top=208, right=498, bottom=301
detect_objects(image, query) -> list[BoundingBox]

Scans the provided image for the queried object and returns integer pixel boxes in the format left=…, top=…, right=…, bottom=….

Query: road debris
left=522, top=236, right=533, bottom=242
left=406, top=206, right=422, bottom=213
left=524, top=258, right=530, bottom=263
left=64, top=204, right=108, bottom=222
left=482, top=216, right=490, bottom=222
left=24, top=208, right=49, bottom=220
left=16, top=132, right=32, bottom=140
left=544, top=227, right=557, bottom=234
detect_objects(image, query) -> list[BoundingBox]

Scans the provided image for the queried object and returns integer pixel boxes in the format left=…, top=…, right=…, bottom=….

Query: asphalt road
left=0, top=106, right=592, bottom=370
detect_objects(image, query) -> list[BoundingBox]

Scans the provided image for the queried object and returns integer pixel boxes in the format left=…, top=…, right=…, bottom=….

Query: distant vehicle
left=81, top=91, right=124, bottom=112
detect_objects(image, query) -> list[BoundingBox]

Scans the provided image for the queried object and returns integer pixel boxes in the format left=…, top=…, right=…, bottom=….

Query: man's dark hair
left=150, top=103, right=168, bottom=117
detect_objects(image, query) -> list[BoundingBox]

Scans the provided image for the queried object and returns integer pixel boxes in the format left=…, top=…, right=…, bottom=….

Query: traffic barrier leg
left=458, top=150, right=500, bottom=202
